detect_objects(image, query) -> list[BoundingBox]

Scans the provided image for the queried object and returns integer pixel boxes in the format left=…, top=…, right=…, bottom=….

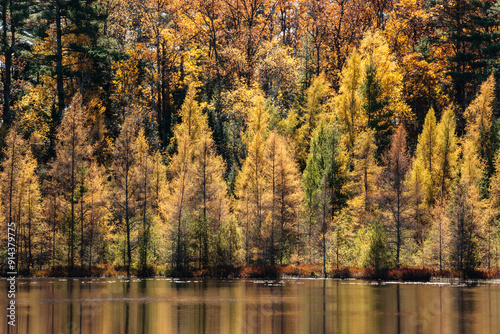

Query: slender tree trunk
left=202, top=139, right=208, bottom=268
left=396, top=185, right=401, bottom=267
left=55, top=0, right=65, bottom=119
left=69, top=127, right=76, bottom=271
left=2, top=0, right=12, bottom=125
left=52, top=196, right=57, bottom=270
left=176, top=161, right=188, bottom=272
left=157, top=38, right=163, bottom=142
left=28, top=189, right=32, bottom=272
left=439, top=219, right=442, bottom=271
left=280, top=168, right=285, bottom=265
left=322, top=183, right=327, bottom=278
left=89, top=208, right=94, bottom=276
left=142, top=153, right=148, bottom=274
left=271, top=153, right=276, bottom=265
left=80, top=185, right=84, bottom=270
left=125, top=168, right=131, bottom=277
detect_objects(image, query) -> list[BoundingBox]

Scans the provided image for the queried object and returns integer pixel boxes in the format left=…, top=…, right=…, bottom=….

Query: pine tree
left=361, top=60, right=390, bottom=155
left=428, top=0, right=500, bottom=110
left=303, top=121, right=346, bottom=276
left=358, top=30, right=413, bottom=155
left=51, top=94, right=92, bottom=271
left=364, top=219, right=391, bottom=271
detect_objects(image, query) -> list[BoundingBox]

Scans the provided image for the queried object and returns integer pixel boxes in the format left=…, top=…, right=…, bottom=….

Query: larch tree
left=150, top=151, right=169, bottom=266
left=435, top=105, right=460, bottom=203
left=165, top=85, right=210, bottom=271
left=406, top=157, right=429, bottom=250
left=220, top=84, right=266, bottom=191
left=460, top=136, right=487, bottom=268
left=51, top=94, right=92, bottom=271
left=464, top=73, right=497, bottom=179
left=429, top=105, right=459, bottom=270
left=263, top=130, right=303, bottom=265
left=132, top=129, right=156, bottom=276
left=191, top=100, right=230, bottom=269
left=357, top=30, right=413, bottom=156
left=235, top=93, right=270, bottom=263
left=83, top=161, right=109, bottom=274
left=295, top=74, right=331, bottom=168
left=303, top=121, right=346, bottom=276
left=0, top=123, right=42, bottom=273
left=165, top=124, right=194, bottom=272
left=345, top=129, right=380, bottom=225
left=377, top=126, right=412, bottom=266
left=112, top=112, right=140, bottom=276
left=17, top=148, right=42, bottom=273
left=335, top=30, right=412, bottom=162
left=446, top=178, right=481, bottom=274
left=334, top=50, right=365, bottom=162
left=411, top=108, right=438, bottom=205
left=407, top=108, right=438, bottom=252
left=486, top=151, right=500, bottom=268
left=0, top=124, right=26, bottom=262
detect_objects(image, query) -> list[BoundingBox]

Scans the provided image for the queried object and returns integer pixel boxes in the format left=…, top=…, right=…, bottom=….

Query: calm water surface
left=1, top=278, right=499, bottom=334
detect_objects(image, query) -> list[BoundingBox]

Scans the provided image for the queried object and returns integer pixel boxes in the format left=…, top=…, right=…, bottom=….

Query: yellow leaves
left=182, top=46, right=208, bottom=87
left=435, top=105, right=460, bottom=201
left=335, top=30, right=412, bottom=159
left=334, top=50, right=365, bottom=154
left=382, top=0, right=430, bottom=57
left=256, top=40, right=300, bottom=100
left=400, top=49, right=451, bottom=110
left=464, top=74, right=496, bottom=144
left=460, top=137, right=485, bottom=194
left=346, top=128, right=380, bottom=217
left=360, top=30, right=412, bottom=125
left=17, top=75, right=56, bottom=143
left=111, top=44, right=153, bottom=107
left=176, top=85, right=208, bottom=142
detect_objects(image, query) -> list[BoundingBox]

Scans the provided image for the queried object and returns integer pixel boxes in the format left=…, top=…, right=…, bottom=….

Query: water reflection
left=1, top=278, right=499, bottom=334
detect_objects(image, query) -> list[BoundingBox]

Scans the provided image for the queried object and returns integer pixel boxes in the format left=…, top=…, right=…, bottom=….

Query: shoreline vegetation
left=10, top=264, right=500, bottom=281
left=2, top=1, right=500, bottom=286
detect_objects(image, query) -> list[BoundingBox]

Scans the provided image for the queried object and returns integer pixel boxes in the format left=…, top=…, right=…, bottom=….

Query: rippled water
left=1, top=277, right=500, bottom=333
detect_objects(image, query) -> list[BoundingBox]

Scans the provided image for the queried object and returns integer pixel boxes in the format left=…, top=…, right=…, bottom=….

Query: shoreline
left=2, top=264, right=500, bottom=282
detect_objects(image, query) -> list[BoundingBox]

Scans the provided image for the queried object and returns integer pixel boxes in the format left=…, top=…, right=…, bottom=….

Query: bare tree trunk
left=55, top=0, right=65, bottom=119
left=2, top=0, right=12, bottom=125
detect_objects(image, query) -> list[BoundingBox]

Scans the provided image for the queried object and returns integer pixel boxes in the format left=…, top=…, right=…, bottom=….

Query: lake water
left=1, top=277, right=499, bottom=333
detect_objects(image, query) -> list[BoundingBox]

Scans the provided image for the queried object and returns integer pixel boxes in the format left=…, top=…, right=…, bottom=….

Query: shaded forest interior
left=1, top=0, right=500, bottom=278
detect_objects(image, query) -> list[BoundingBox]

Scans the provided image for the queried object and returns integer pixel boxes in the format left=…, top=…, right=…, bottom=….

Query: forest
left=1, top=0, right=500, bottom=278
